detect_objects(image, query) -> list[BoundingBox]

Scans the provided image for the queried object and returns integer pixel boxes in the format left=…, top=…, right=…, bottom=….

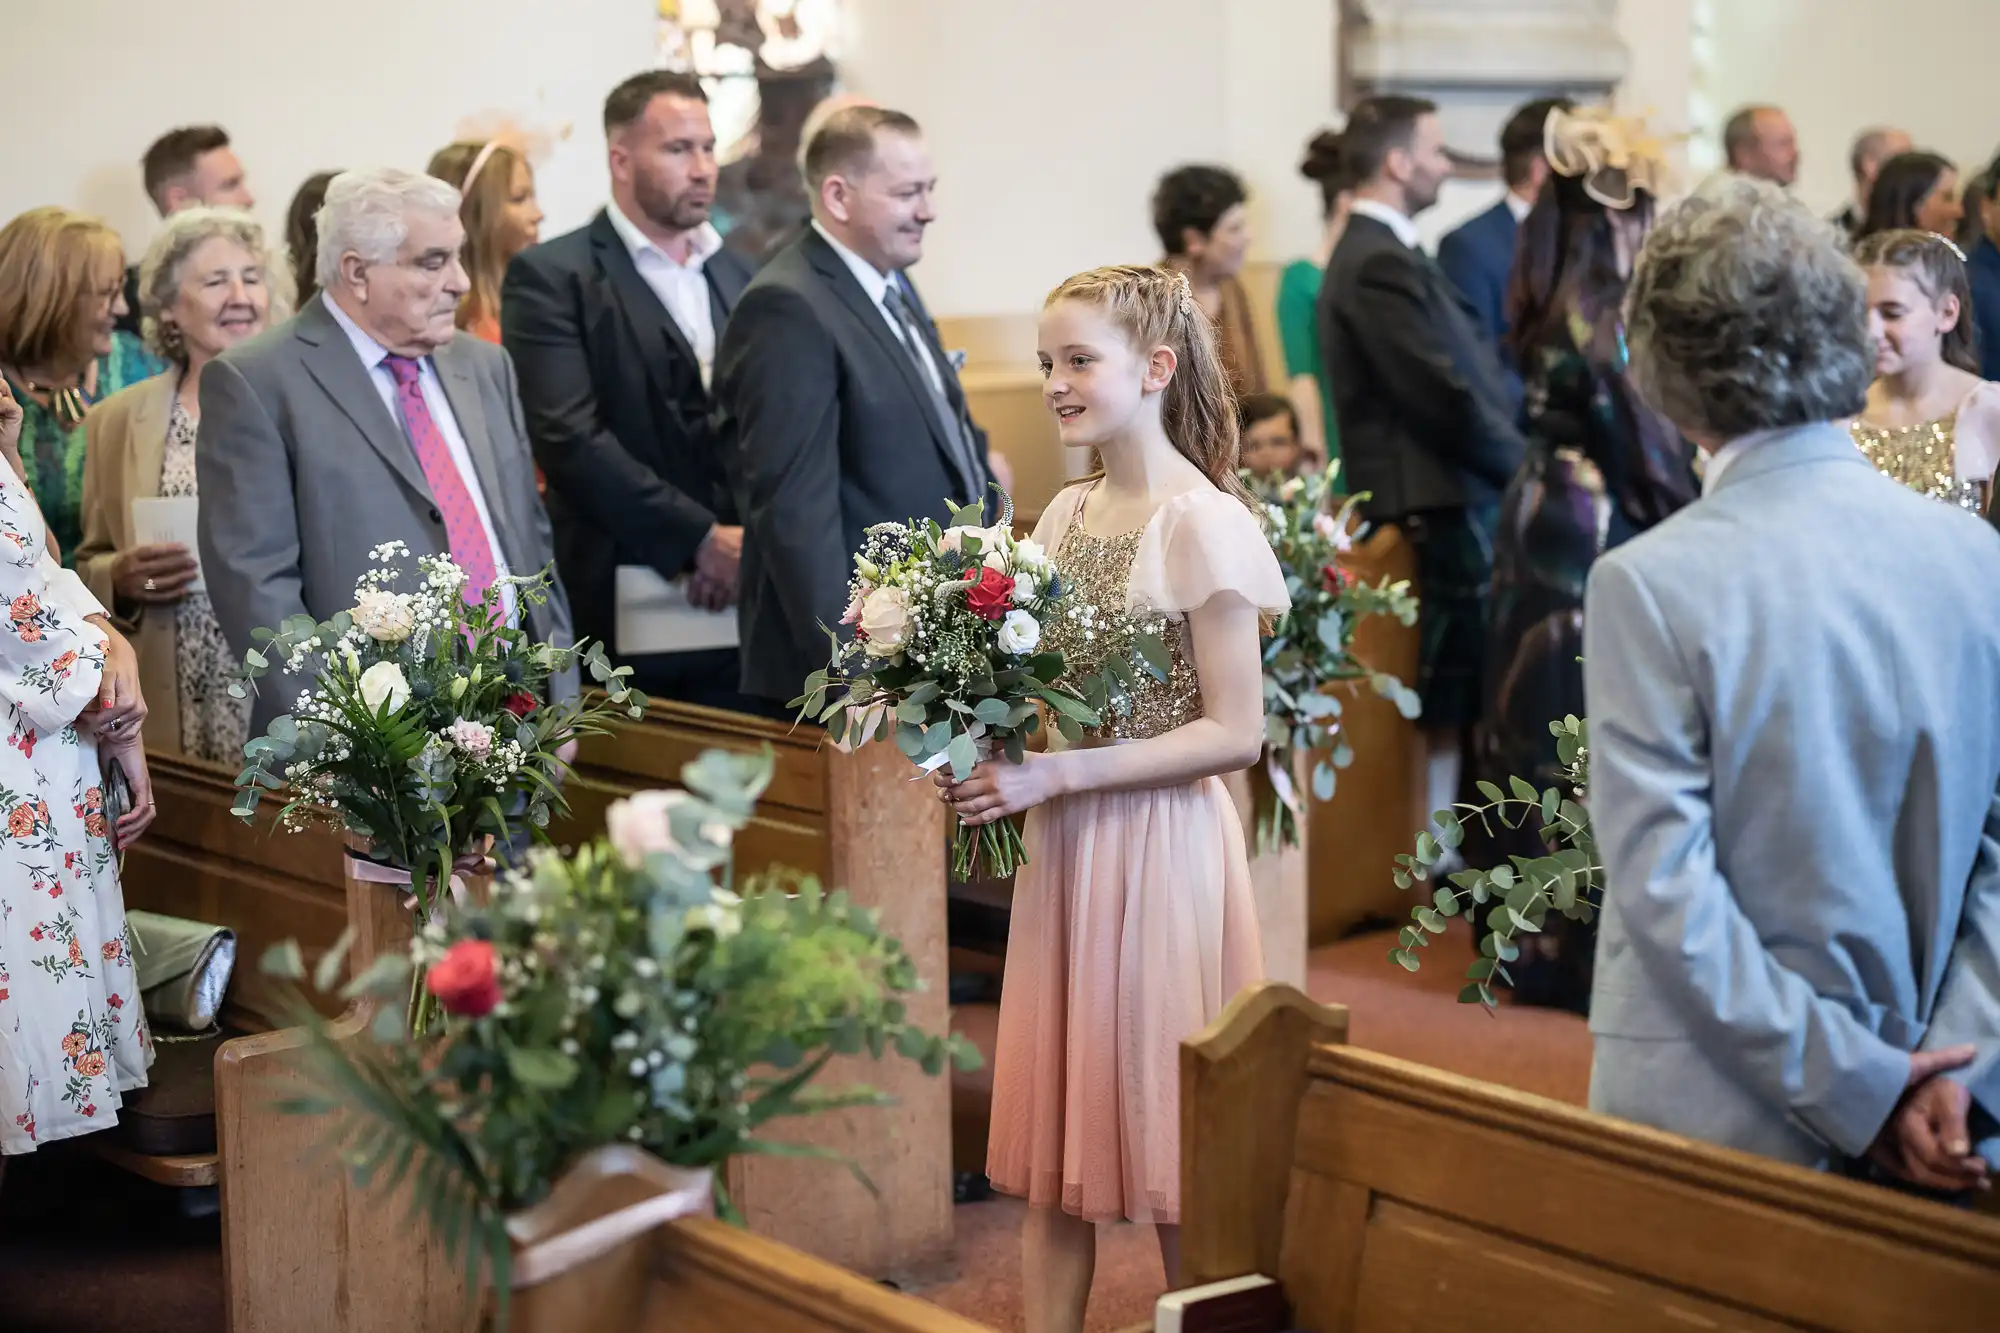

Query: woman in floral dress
left=0, top=376, right=157, bottom=1163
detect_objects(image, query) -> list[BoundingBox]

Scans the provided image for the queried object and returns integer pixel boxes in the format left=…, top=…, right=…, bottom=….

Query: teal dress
left=1274, top=258, right=1340, bottom=470
left=4, top=332, right=166, bottom=565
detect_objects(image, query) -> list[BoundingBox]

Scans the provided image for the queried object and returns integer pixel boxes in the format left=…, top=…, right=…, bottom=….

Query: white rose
left=356, top=661, right=410, bottom=715
left=858, top=586, right=913, bottom=658
left=606, top=789, right=691, bottom=869
left=1013, top=537, right=1048, bottom=570
left=983, top=547, right=1009, bottom=572
left=351, top=588, right=416, bottom=643
left=1012, top=570, right=1040, bottom=604
left=996, top=609, right=1041, bottom=656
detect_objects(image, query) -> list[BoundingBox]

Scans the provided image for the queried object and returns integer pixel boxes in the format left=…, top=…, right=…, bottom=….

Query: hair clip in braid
left=1171, top=268, right=1198, bottom=319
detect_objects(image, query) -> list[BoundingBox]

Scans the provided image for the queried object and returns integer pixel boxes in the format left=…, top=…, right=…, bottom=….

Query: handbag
left=127, top=910, right=237, bottom=1033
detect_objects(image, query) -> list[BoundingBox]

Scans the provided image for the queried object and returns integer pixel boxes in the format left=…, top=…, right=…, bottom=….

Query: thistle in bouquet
left=793, top=494, right=1100, bottom=882
left=258, top=748, right=978, bottom=1320
left=1246, top=466, right=1421, bottom=853
left=229, top=543, right=647, bottom=1020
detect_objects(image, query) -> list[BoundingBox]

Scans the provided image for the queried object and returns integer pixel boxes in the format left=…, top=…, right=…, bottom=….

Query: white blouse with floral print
left=0, top=463, right=152, bottom=1155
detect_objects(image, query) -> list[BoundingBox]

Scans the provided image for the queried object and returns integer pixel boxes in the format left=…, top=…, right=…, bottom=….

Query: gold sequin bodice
left=1045, top=526, right=1203, bottom=741
left=1851, top=412, right=1986, bottom=514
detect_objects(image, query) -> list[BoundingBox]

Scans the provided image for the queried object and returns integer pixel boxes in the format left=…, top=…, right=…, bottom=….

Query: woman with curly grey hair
left=1582, top=173, right=2000, bottom=1192
left=76, top=206, right=281, bottom=762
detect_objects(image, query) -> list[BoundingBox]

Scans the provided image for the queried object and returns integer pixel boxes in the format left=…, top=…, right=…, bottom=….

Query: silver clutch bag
left=128, top=910, right=237, bottom=1033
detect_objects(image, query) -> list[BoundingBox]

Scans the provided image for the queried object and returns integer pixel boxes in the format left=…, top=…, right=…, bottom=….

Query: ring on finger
left=143, top=577, right=157, bottom=592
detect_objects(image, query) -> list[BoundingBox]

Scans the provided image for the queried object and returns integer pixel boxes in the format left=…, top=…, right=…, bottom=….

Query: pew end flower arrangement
left=1389, top=714, right=1601, bottom=1008
left=228, top=544, right=647, bottom=1026
left=260, top=746, right=978, bottom=1316
left=1246, top=466, right=1421, bottom=854
left=793, top=493, right=1101, bottom=881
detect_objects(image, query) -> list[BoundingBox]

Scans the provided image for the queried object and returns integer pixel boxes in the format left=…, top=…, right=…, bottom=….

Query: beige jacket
left=76, top=373, right=186, bottom=758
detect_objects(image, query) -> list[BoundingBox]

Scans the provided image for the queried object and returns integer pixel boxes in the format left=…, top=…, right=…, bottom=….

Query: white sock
left=1425, top=735, right=1462, bottom=822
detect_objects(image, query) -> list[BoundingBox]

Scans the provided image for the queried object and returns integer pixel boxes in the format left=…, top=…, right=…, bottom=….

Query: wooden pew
left=502, top=1146, right=991, bottom=1333
left=1182, top=983, right=2000, bottom=1331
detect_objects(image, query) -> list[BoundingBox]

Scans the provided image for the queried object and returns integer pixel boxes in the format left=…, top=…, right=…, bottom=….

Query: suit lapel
left=802, top=231, right=959, bottom=465
left=129, top=374, right=174, bottom=496
left=294, top=297, right=432, bottom=499
left=590, top=212, right=701, bottom=402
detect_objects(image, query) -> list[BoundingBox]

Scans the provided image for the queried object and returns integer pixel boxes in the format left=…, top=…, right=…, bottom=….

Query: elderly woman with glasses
left=77, top=207, right=279, bottom=763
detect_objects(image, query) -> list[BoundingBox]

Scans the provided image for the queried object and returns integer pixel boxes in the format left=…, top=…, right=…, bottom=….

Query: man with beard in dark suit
left=713, top=105, right=993, bottom=715
left=503, top=71, right=755, bottom=710
left=1318, top=94, right=1525, bottom=839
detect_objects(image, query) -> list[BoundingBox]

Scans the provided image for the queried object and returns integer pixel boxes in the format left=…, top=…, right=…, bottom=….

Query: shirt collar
left=1700, top=426, right=1792, bottom=495
left=324, top=292, right=396, bottom=372
left=1505, top=190, right=1534, bottom=223
left=812, top=219, right=894, bottom=305
left=606, top=200, right=722, bottom=270
left=1350, top=199, right=1421, bottom=250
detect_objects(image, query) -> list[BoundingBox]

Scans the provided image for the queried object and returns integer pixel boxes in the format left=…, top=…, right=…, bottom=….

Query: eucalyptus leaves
left=1390, top=715, right=1600, bottom=1007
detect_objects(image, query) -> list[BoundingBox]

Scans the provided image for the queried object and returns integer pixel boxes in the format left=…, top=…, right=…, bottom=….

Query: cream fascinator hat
left=1543, top=105, right=1677, bottom=210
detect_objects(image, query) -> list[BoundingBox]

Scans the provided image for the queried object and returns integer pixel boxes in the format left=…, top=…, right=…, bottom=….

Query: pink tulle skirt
left=984, top=774, right=1265, bottom=1224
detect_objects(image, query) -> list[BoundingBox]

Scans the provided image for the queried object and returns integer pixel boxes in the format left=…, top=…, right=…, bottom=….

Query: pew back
left=1183, top=983, right=2000, bottom=1333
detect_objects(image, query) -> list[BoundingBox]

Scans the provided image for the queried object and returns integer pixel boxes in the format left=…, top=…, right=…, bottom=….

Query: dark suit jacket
left=1971, top=236, right=2000, bottom=382
left=501, top=212, right=753, bottom=656
left=713, top=227, right=992, bottom=704
left=1437, top=198, right=1525, bottom=412
left=115, top=264, right=143, bottom=338
left=197, top=295, right=574, bottom=734
left=1318, top=213, right=1524, bottom=522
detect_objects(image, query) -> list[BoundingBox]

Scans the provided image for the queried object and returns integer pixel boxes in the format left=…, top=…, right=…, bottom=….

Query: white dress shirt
left=324, top=297, right=517, bottom=622
left=1349, top=198, right=1423, bottom=250
left=1699, top=426, right=1789, bottom=495
left=1505, top=190, right=1535, bottom=223
left=810, top=221, right=946, bottom=396
left=606, top=202, right=725, bottom=387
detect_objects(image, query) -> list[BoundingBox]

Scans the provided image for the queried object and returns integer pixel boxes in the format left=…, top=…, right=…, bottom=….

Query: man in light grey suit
left=198, top=167, right=575, bottom=734
left=1584, top=174, right=2000, bottom=1195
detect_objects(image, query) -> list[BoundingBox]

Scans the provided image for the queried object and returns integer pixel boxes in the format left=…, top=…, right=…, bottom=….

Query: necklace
left=3, top=365, right=93, bottom=430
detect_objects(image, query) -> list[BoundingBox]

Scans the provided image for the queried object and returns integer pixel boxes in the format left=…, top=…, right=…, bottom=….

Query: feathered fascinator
left=1544, top=105, right=1677, bottom=210
left=451, top=113, right=571, bottom=193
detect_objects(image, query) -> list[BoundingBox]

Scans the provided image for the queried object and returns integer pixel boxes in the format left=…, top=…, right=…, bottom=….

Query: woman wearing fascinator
left=1849, top=229, right=2000, bottom=516
left=427, top=130, right=547, bottom=344
left=1472, top=105, right=1698, bottom=1014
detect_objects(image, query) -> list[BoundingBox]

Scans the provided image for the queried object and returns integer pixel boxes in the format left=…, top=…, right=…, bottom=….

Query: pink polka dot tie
left=384, top=356, right=497, bottom=609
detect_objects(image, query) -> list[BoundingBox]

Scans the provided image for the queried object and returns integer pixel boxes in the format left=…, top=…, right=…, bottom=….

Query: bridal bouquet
left=793, top=496, right=1099, bottom=881
left=1247, top=467, right=1421, bottom=852
left=230, top=542, right=645, bottom=927
left=262, top=747, right=978, bottom=1316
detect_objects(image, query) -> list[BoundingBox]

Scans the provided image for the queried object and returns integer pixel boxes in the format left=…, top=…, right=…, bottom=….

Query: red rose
left=964, top=567, right=1016, bottom=621
left=1320, top=563, right=1351, bottom=595
left=502, top=692, right=538, bottom=719
left=425, top=940, right=503, bottom=1018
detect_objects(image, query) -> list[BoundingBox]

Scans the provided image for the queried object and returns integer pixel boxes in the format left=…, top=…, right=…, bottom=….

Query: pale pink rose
left=606, top=789, right=692, bottom=869
left=841, top=592, right=865, bottom=626
left=858, top=587, right=913, bottom=658
left=447, top=719, right=494, bottom=758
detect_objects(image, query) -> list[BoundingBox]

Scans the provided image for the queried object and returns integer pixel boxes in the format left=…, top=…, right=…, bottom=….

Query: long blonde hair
left=1044, top=263, right=1256, bottom=511
left=427, top=139, right=526, bottom=333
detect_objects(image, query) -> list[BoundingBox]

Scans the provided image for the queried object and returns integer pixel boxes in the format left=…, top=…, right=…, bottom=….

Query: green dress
left=1274, top=259, right=1340, bottom=470
left=4, top=333, right=166, bottom=565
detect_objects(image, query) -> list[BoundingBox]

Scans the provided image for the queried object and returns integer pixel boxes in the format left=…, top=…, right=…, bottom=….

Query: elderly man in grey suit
left=198, top=166, right=574, bottom=733
left=1583, top=174, right=2000, bottom=1195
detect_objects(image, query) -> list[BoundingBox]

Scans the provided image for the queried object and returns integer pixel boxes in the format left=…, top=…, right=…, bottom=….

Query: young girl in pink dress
left=937, top=264, right=1288, bottom=1333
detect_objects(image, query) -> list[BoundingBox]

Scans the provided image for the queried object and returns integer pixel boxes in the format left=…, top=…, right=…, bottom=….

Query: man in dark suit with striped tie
left=713, top=105, right=995, bottom=715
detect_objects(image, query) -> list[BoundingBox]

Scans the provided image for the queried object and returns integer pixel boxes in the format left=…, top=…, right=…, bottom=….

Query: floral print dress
left=163, top=399, right=251, bottom=762
left=0, top=460, right=151, bottom=1154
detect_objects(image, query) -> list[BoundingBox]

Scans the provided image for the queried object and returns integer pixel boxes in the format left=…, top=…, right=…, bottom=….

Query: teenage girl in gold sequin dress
left=936, top=265, right=1287, bottom=1333
left=1850, top=230, right=2000, bottom=512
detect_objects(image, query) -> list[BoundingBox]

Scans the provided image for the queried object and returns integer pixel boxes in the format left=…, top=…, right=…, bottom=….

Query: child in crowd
left=1849, top=229, right=2000, bottom=513
left=937, top=264, right=1287, bottom=1333
left=1237, top=391, right=1307, bottom=478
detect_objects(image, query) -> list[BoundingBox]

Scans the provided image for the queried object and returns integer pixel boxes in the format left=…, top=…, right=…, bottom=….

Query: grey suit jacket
left=1582, top=422, right=2000, bottom=1169
left=196, top=295, right=575, bottom=735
